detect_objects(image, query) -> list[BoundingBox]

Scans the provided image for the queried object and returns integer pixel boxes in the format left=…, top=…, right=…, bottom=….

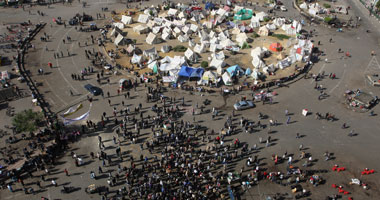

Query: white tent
left=300, top=2, right=308, bottom=9
left=258, top=26, right=269, bottom=36
left=251, top=69, right=261, bottom=79
left=212, top=51, right=225, bottom=60
left=182, top=26, right=192, bottom=35
left=178, top=11, right=186, bottom=19
left=133, top=25, right=149, bottom=34
left=126, top=44, right=135, bottom=54
left=178, top=35, right=189, bottom=43
left=152, top=26, right=161, bottom=34
left=137, top=14, right=150, bottom=24
left=194, top=44, right=205, bottom=54
left=167, top=8, right=178, bottom=16
left=190, top=24, right=198, bottom=32
left=236, top=32, right=248, bottom=45
left=131, top=54, right=142, bottom=64
left=232, top=28, right=241, bottom=35
left=251, top=47, right=268, bottom=58
left=210, top=58, right=226, bottom=74
left=146, top=33, right=158, bottom=45
left=184, top=48, right=195, bottom=61
left=113, top=22, right=124, bottom=29
left=146, top=20, right=156, bottom=28
left=252, top=56, right=266, bottom=69
left=266, top=23, right=277, bottom=31
left=153, top=17, right=164, bottom=25
left=256, top=12, right=268, bottom=21
left=114, top=34, right=127, bottom=46
left=188, top=39, right=196, bottom=47
left=121, top=15, right=133, bottom=25
left=148, top=60, right=159, bottom=70
left=273, top=18, right=286, bottom=27
left=161, top=45, right=170, bottom=53
left=250, top=18, right=260, bottom=28
left=202, top=71, right=218, bottom=83
left=161, top=32, right=171, bottom=41
left=220, top=39, right=235, bottom=48
left=222, top=72, right=232, bottom=85
left=143, top=47, right=157, bottom=60
left=110, top=26, right=126, bottom=37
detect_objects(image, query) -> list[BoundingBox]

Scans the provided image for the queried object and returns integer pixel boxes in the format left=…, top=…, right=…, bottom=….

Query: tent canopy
left=226, top=65, right=244, bottom=77
left=234, top=8, right=253, bottom=20
left=178, top=66, right=204, bottom=78
left=269, top=43, right=283, bottom=52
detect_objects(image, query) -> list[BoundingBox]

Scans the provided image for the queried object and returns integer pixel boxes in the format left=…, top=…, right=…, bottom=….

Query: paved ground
left=1, top=0, right=380, bottom=199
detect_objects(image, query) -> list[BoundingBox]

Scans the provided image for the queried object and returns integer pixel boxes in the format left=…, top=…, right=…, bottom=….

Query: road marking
left=42, top=79, right=68, bottom=105
left=329, top=64, right=347, bottom=94
left=310, top=63, right=326, bottom=84
left=55, top=27, right=79, bottom=94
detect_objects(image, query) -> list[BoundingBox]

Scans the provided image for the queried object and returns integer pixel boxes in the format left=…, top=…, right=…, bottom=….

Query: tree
left=201, top=61, right=208, bottom=68
left=12, top=109, right=44, bottom=133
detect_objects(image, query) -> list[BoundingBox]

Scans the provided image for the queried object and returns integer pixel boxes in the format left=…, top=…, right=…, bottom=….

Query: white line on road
left=55, top=27, right=79, bottom=94
left=329, top=64, right=347, bottom=94
left=310, top=63, right=327, bottom=84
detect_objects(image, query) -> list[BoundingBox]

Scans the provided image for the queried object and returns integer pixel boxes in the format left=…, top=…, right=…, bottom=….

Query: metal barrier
left=17, top=23, right=55, bottom=121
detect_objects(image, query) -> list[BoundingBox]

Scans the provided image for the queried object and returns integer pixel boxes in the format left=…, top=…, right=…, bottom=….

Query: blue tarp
left=178, top=65, right=193, bottom=77
left=190, top=68, right=204, bottom=78
left=205, top=2, right=215, bottom=10
left=227, top=65, right=244, bottom=77
left=245, top=68, right=252, bottom=75
left=179, top=65, right=204, bottom=78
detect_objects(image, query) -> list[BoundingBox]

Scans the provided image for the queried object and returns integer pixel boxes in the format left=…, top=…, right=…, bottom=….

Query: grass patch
left=271, top=34, right=290, bottom=40
left=173, top=45, right=187, bottom=52
left=323, top=3, right=331, bottom=8
left=201, top=61, right=208, bottom=68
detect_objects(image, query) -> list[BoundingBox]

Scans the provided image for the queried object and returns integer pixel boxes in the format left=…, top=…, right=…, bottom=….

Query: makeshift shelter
left=250, top=17, right=260, bottom=28
left=137, top=14, right=150, bottom=24
left=126, top=44, right=135, bottom=55
left=190, top=68, right=204, bottom=78
left=258, top=26, right=269, bottom=36
left=277, top=52, right=286, bottom=60
left=133, top=25, right=149, bottom=34
left=245, top=68, right=252, bottom=76
left=220, top=39, right=236, bottom=48
left=300, top=2, right=308, bottom=10
left=273, top=18, right=286, bottom=27
left=113, top=22, right=124, bottom=29
left=178, top=65, right=193, bottom=78
left=110, top=26, right=126, bottom=37
left=212, top=51, right=225, bottom=60
left=114, top=35, right=127, bottom=46
left=121, top=15, right=133, bottom=25
left=210, top=58, right=226, bottom=71
left=194, top=44, right=205, bottom=54
left=147, top=60, right=159, bottom=73
left=251, top=47, right=268, bottom=58
left=222, top=72, right=233, bottom=85
left=161, top=32, right=171, bottom=41
left=234, top=8, right=253, bottom=20
left=184, top=48, right=196, bottom=61
left=202, top=71, right=218, bottom=83
left=226, top=65, right=244, bottom=77
left=269, top=43, right=283, bottom=52
left=161, top=45, right=171, bottom=53
left=131, top=54, right=142, bottom=64
left=236, top=32, right=248, bottom=45
left=178, top=35, right=189, bottom=43
left=266, top=23, right=277, bottom=31
left=188, top=39, right=196, bottom=47
left=252, top=56, right=265, bottom=69
left=146, top=33, right=159, bottom=45
left=256, top=12, right=268, bottom=21
left=167, top=8, right=178, bottom=16
left=251, top=69, right=261, bottom=79
left=143, top=47, right=157, bottom=60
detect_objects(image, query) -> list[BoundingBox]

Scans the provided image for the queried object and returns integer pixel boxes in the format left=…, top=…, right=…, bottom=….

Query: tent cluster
left=108, top=3, right=312, bottom=85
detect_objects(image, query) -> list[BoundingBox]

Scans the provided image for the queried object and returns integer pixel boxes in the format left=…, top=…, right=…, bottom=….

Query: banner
left=62, top=104, right=83, bottom=117
left=62, top=104, right=91, bottom=125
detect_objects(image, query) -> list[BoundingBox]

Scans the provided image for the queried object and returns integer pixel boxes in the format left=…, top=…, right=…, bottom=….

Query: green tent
left=234, top=9, right=253, bottom=21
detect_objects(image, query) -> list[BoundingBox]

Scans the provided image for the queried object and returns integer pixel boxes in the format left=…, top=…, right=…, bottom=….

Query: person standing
left=64, top=168, right=69, bottom=176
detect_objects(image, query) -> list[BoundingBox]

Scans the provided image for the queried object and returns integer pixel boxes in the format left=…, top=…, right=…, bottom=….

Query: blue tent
left=227, top=65, right=244, bottom=77
left=205, top=2, right=215, bottom=10
left=245, top=68, right=252, bottom=75
left=178, top=65, right=193, bottom=77
left=190, top=68, right=204, bottom=78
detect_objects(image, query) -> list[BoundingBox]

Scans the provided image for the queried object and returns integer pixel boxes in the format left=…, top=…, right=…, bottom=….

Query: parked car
left=280, top=6, right=287, bottom=11
left=84, top=84, right=102, bottom=96
left=233, top=100, right=255, bottom=110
